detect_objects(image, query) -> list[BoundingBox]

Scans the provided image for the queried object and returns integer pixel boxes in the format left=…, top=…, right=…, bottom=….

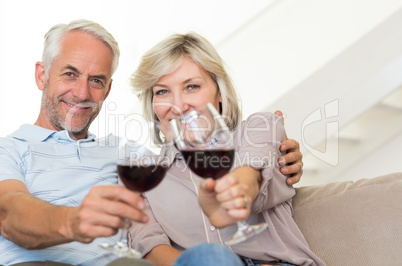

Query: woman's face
left=152, top=57, right=221, bottom=133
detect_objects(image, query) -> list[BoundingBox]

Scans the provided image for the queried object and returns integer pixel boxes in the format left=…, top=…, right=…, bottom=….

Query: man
left=0, top=19, right=150, bottom=266
left=0, top=20, right=303, bottom=266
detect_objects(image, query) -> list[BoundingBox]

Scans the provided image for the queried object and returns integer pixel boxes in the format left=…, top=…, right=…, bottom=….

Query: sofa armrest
left=293, top=172, right=402, bottom=266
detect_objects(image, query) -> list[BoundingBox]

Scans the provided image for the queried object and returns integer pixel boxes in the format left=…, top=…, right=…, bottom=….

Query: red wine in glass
left=181, top=148, right=235, bottom=179
left=118, top=164, right=169, bottom=192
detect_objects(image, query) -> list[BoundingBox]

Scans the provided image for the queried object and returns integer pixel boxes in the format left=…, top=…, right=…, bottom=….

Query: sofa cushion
left=293, top=172, right=402, bottom=266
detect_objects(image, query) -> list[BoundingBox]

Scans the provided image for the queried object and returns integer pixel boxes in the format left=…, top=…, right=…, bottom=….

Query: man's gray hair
left=42, top=19, right=120, bottom=77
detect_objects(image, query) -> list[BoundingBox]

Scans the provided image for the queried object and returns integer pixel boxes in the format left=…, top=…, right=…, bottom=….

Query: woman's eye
left=186, top=84, right=200, bottom=91
left=155, top=89, right=168, bottom=95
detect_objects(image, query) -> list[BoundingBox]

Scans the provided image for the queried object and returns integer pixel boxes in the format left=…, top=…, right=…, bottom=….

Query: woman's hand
left=198, top=167, right=261, bottom=228
left=275, top=110, right=303, bottom=185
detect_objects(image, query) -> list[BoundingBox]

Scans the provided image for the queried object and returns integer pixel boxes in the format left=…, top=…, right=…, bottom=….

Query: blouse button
left=209, top=226, right=215, bottom=231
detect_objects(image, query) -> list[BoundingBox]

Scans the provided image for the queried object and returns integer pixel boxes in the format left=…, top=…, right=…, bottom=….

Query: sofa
left=292, top=172, right=402, bottom=265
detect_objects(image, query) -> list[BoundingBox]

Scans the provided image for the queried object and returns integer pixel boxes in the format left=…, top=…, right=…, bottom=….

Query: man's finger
left=286, top=171, right=302, bottom=186
left=89, top=186, right=146, bottom=210
left=280, top=139, right=300, bottom=152
left=274, top=110, right=284, bottom=120
left=275, top=110, right=289, bottom=140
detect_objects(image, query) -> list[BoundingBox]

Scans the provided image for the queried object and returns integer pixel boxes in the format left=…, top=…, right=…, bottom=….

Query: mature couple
left=0, top=20, right=324, bottom=266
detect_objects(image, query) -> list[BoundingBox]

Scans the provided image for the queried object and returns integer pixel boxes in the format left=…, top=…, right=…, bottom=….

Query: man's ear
left=35, top=62, right=47, bottom=91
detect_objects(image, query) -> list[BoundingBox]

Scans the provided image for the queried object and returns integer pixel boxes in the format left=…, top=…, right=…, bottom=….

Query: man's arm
left=0, top=179, right=148, bottom=249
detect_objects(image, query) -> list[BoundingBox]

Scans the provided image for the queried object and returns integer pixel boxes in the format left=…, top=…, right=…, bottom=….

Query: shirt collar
left=9, top=124, right=96, bottom=142
left=161, top=141, right=182, bottom=164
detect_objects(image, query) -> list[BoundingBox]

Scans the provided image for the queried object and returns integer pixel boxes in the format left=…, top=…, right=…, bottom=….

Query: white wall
left=1, top=0, right=401, bottom=186
left=214, top=0, right=402, bottom=186
left=338, top=133, right=402, bottom=182
left=218, top=0, right=402, bottom=118
left=0, top=0, right=271, bottom=137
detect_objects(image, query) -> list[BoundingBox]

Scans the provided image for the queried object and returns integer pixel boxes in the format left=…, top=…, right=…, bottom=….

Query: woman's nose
left=170, top=96, right=190, bottom=115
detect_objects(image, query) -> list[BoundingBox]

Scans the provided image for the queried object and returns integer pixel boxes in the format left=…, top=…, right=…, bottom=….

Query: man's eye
left=90, top=78, right=104, bottom=89
left=64, top=72, right=76, bottom=78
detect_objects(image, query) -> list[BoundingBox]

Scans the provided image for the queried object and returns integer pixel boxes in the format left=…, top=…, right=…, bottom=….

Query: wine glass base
left=224, top=223, right=268, bottom=245
left=99, top=242, right=142, bottom=258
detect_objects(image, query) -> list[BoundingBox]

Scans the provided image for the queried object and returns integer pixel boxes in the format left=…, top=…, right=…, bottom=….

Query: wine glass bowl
left=180, top=149, right=234, bottom=180
left=118, top=154, right=169, bottom=193
left=172, top=104, right=234, bottom=180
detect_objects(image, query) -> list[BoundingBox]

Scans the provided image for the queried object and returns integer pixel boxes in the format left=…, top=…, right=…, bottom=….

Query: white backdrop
left=1, top=0, right=402, bottom=186
left=0, top=0, right=271, bottom=137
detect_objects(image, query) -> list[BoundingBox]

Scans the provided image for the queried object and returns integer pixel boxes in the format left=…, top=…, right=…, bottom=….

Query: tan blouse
left=129, top=112, right=325, bottom=266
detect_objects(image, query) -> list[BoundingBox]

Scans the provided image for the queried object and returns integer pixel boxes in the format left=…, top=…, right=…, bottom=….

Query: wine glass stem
left=118, top=219, right=131, bottom=244
left=237, top=220, right=249, bottom=231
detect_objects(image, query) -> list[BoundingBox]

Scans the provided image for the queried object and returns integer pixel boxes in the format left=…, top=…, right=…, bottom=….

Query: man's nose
left=72, top=79, right=90, bottom=101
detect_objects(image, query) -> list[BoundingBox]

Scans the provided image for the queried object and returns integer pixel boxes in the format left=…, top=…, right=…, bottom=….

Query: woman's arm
left=198, top=112, right=297, bottom=227
left=198, top=166, right=261, bottom=228
left=144, top=244, right=181, bottom=266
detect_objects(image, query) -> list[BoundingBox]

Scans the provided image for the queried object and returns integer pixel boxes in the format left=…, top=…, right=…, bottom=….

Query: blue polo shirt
left=0, top=124, right=121, bottom=265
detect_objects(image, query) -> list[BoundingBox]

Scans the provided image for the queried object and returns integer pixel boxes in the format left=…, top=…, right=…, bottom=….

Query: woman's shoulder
left=239, top=112, right=284, bottom=128
left=233, top=112, right=286, bottom=144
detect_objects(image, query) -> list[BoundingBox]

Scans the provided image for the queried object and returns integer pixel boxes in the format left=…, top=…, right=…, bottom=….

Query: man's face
left=36, top=30, right=114, bottom=139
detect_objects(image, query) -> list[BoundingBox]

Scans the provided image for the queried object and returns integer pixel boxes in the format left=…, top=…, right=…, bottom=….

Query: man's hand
left=275, top=110, right=303, bottom=186
left=0, top=180, right=148, bottom=249
left=65, top=185, right=148, bottom=243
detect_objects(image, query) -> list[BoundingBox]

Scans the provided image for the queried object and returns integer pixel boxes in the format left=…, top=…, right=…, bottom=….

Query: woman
left=129, top=33, right=324, bottom=266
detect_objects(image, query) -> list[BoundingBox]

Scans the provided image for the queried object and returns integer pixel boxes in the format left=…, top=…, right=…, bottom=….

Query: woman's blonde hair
left=131, top=32, right=241, bottom=135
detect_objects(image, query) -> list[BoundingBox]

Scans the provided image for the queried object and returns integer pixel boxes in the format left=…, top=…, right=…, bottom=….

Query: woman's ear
left=219, top=94, right=223, bottom=113
left=35, top=62, right=47, bottom=91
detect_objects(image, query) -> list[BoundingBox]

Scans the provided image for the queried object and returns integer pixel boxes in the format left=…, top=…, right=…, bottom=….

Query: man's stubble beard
left=41, top=83, right=102, bottom=136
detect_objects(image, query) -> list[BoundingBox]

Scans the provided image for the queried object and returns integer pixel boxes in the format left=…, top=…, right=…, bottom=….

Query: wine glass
left=170, top=103, right=268, bottom=245
left=100, top=121, right=169, bottom=257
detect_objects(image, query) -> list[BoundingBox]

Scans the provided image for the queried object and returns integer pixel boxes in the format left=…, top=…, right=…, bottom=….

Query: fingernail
left=138, top=201, right=145, bottom=210
left=142, top=215, right=149, bottom=223
left=282, top=167, right=289, bottom=174
left=278, top=158, right=286, bottom=166
left=200, top=179, right=206, bottom=189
